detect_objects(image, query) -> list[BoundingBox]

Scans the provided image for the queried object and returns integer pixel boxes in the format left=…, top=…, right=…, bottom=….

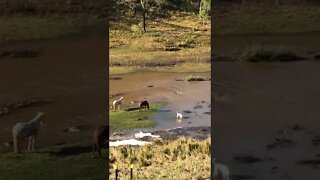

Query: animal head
left=37, top=112, right=45, bottom=116
left=119, top=97, right=124, bottom=100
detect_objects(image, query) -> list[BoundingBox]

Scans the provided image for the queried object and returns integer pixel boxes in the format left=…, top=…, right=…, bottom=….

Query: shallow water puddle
left=109, top=72, right=211, bottom=131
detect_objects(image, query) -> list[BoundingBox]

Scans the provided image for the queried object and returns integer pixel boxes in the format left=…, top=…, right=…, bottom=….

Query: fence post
left=130, top=164, right=134, bottom=180
left=114, top=165, right=118, bottom=180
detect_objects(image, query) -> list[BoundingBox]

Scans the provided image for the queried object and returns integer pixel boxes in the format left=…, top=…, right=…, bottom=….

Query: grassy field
left=109, top=12, right=211, bottom=75
left=0, top=16, right=101, bottom=44
left=109, top=104, right=162, bottom=132
left=0, top=0, right=107, bottom=44
left=213, top=3, right=320, bottom=35
left=0, top=142, right=107, bottom=180
left=109, top=137, right=211, bottom=180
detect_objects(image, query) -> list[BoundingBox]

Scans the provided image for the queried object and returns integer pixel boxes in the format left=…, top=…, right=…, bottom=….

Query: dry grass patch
left=109, top=137, right=211, bottom=180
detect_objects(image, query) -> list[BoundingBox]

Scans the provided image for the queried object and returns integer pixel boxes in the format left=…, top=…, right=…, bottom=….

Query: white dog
left=213, top=158, right=230, bottom=180
left=176, top=112, right=183, bottom=121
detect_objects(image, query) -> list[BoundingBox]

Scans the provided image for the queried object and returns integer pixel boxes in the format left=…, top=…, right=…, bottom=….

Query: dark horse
left=139, top=100, right=150, bottom=111
left=92, top=125, right=108, bottom=158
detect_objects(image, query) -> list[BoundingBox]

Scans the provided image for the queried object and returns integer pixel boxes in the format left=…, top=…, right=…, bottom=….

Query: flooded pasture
left=109, top=72, right=211, bottom=139
left=213, top=33, right=320, bottom=180
left=0, top=24, right=107, bottom=148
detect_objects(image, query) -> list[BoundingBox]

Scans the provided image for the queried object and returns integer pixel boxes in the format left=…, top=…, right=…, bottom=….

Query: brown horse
left=92, top=125, right=108, bottom=158
left=139, top=100, right=150, bottom=111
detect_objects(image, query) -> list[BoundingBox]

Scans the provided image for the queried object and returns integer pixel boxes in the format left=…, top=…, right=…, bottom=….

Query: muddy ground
left=0, top=25, right=107, bottom=149
left=109, top=72, right=211, bottom=133
left=213, top=33, right=320, bottom=180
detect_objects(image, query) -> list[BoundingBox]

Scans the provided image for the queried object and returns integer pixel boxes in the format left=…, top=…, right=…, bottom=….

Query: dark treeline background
left=0, top=0, right=108, bottom=16
left=213, top=0, right=320, bottom=5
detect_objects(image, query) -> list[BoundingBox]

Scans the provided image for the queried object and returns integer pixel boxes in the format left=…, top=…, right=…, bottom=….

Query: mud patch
left=194, top=104, right=203, bottom=109
left=109, top=92, right=124, bottom=99
left=0, top=98, right=51, bottom=117
left=230, top=175, right=256, bottom=180
left=267, top=138, right=295, bottom=150
left=213, top=55, right=237, bottom=62
left=233, top=154, right=262, bottom=164
left=296, top=159, right=320, bottom=169
left=109, top=77, right=122, bottom=80
left=312, top=135, right=320, bottom=146
left=314, top=54, right=320, bottom=60
left=292, top=124, right=303, bottom=131
left=0, top=49, right=38, bottom=59
left=110, top=60, right=186, bottom=67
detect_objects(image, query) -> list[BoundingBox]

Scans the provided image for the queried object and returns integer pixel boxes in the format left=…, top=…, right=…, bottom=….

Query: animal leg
left=28, top=137, right=32, bottom=151
left=97, top=145, right=102, bottom=157
left=32, top=136, right=36, bottom=151
left=92, top=143, right=96, bottom=157
left=13, top=135, right=18, bottom=154
left=17, top=137, right=22, bottom=153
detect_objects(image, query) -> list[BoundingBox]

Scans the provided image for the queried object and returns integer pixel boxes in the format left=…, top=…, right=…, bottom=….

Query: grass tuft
left=185, top=75, right=207, bottom=81
left=240, top=43, right=304, bottom=62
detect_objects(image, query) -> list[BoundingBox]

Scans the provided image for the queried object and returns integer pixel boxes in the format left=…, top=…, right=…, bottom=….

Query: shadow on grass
left=125, top=107, right=140, bottom=111
left=45, top=144, right=93, bottom=157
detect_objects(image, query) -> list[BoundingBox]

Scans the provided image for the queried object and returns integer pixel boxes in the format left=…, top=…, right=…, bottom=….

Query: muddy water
left=109, top=72, right=211, bottom=131
left=0, top=24, right=107, bottom=148
left=213, top=34, right=320, bottom=179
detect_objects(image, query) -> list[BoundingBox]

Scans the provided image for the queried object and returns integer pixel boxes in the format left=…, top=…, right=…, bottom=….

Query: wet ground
left=213, top=33, right=320, bottom=180
left=109, top=72, right=211, bottom=140
left=0, top=24, right=107, bottom=148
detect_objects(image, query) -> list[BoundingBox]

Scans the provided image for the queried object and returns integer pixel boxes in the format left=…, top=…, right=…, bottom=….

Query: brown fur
left=92, top=125, right=108, bottom=157
left=139, top=100, right=150, bottom=111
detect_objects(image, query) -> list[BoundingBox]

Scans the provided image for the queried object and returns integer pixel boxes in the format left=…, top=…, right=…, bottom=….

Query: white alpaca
left=176, top=112, right=183, bottom=120
left=12, top=112, right=45, bottom=154
left=213, top=158, right=230, bottom=180
left=112, top=97, right=124, bottom=110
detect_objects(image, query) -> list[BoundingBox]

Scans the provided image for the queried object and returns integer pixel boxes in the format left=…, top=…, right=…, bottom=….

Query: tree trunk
left=140, top=0, right=146, bottom=33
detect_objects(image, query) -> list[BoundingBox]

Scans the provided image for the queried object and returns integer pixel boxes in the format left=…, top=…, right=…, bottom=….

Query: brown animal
left=92, top=125, right=108, bottom=157
left=139, top=100, right=150, bottom=111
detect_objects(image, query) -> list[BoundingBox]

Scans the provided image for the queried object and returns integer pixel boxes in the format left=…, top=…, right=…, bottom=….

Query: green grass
left=213, top=4, right=320, bottom=35
left=109, top=137, right=211, bottom=180
left=110, top=104, right=162, bottom=131
left=0, top=142, right=107, bottom=180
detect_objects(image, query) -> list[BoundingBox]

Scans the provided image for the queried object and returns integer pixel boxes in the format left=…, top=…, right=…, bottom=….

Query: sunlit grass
left=109, top=12, right=211, bottom=74
left=109, top=104, right=162, bottom=131
left=109, top=137, right=211, bottom=180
